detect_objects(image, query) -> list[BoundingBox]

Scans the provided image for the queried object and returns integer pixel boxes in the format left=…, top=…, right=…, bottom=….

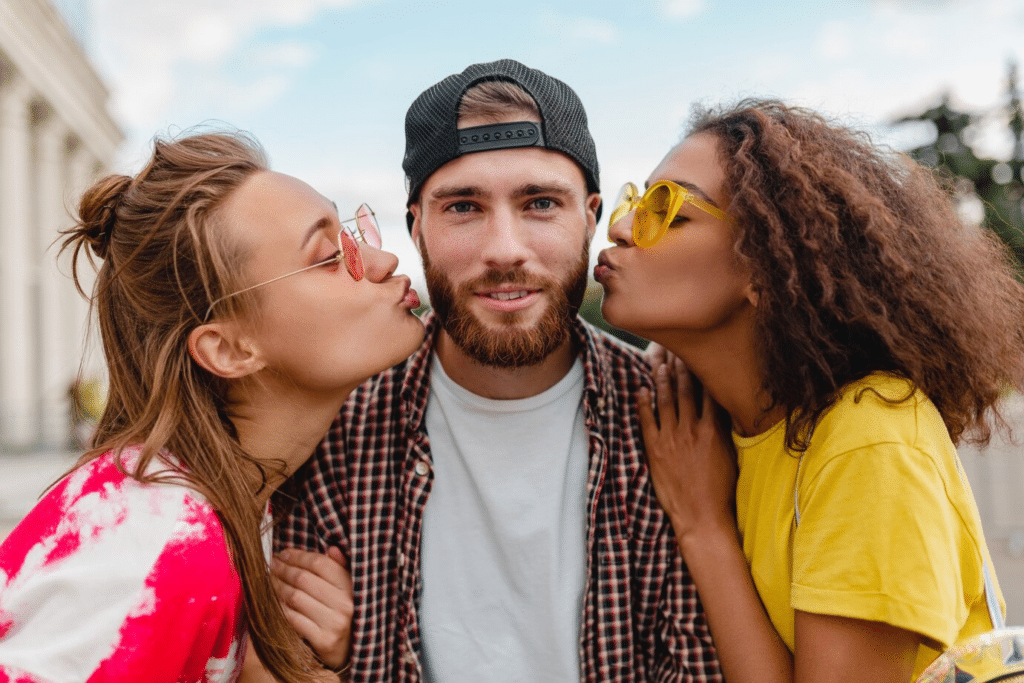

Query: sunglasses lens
left=339, top=229, right=364, bottom=280
left=608, top=183, right=638, bottom=228
left=634, top=184, right=672, bottom=247
left=355, top=204, right=381, bottom=248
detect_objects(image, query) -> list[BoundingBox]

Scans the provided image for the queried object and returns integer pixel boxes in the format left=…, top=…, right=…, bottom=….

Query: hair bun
left=77, top=174, right=132, bottom=259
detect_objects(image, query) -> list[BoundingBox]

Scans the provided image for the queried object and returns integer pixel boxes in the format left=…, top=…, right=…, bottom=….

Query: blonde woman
left=0, top=131, right=424, bottom=682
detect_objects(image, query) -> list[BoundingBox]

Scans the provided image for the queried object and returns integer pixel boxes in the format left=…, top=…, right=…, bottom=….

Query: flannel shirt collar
left=399, top=310, right=613, bottom=432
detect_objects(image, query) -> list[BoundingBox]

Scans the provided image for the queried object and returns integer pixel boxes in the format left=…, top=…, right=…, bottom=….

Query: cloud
left=182, top=14, right=239, bottom=63
left=662, top=0, right=705, bottom=20
left=89, top=0, right=369, bottom=165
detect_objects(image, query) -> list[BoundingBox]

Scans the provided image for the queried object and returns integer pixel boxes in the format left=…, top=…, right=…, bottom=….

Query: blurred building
left=0, top=0, right=121, bottom=450
left=959, top=393, right=1024, bottom=624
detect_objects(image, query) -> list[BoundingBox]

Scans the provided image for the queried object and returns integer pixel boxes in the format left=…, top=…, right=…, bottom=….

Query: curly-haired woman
left=0, top=131, right=424, bottom=682
left=595, top=99, right=1024, bottom=683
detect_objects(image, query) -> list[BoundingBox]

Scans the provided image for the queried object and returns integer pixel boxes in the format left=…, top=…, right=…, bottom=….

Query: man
left=276, top=59, right=722, bottom=682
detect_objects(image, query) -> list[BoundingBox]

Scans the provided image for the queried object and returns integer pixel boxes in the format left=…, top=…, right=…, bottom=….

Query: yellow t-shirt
left=733, top=372, right=1003, bottom=680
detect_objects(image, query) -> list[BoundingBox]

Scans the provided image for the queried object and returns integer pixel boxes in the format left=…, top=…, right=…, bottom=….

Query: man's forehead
left=421, top=147, right=587, bottom=201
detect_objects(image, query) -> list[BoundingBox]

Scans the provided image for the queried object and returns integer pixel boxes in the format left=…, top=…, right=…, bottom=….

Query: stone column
left=65, top=142, right=102, bottom=396
left=0, top=72, right=37, bottom=450
left=35, top=112, right=70, bottom=447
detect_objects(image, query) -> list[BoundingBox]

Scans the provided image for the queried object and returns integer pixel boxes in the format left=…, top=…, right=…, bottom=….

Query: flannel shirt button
left=414, top=461, right=430, bottom=476
left=597, top=397, right=606, bottom=410
left=398, top=551, right=406, bottom=567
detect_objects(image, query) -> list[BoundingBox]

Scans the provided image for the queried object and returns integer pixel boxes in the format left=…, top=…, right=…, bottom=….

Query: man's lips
left=479, top=289, right=535, bottom=301
left=474, top=287, right=540, bottom=311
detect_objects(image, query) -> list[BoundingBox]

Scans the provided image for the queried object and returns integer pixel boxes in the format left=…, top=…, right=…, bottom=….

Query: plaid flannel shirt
left=276, top=312, right=722, bottom=682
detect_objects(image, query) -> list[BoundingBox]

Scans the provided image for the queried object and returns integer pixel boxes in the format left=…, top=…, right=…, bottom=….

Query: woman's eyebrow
left=645, top=179, right=722, bottom=208
left=301, top=215, right=334, bottom=248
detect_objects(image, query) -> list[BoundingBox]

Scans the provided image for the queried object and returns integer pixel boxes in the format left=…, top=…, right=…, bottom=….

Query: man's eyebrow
left=512, top=182, right=576, bottom=199
left=428, top=185, right=485, bottom=201
left=644, top=179, right=723, bottom=209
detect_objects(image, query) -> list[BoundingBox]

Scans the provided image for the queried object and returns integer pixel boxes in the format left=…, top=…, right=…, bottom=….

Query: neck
left=650, top=311, right=784, bottom=437
left=434, top=329, right=579, bottom=400
left=229, top=378, right=356, bottom=506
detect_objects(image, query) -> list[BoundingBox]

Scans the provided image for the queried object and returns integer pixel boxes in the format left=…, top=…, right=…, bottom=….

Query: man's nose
left=479, top=208, right=531, bottom=269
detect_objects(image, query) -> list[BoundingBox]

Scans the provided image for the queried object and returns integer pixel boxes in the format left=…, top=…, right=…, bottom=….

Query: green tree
left=895, top=62, right=1024, bottom=273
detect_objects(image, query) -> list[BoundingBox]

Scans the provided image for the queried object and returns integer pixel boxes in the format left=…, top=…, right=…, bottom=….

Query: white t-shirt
left=419, top=357, right=588, bottom=683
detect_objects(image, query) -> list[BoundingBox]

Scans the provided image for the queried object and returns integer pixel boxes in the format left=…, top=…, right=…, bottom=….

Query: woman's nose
left=358, top=242, right=399, bottom=282
left=606, top=209, right=637, bottom=247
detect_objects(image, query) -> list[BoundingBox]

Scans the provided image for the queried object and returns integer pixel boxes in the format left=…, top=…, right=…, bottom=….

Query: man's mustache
left=462, top=268, right=552, bottom=291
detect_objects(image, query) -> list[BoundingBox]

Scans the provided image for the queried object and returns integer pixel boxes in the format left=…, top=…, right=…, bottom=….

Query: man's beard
left=421, top=239, right=589, bottom=369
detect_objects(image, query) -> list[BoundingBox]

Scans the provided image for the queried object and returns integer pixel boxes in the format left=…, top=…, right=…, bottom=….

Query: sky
left=82, top=0, right=1024, bottom=292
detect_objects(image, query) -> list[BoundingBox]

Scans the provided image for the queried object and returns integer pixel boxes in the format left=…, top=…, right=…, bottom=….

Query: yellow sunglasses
left=608, top=180, right=731, bottom=248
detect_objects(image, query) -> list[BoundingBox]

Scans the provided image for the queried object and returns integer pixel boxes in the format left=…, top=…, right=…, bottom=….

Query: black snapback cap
left=403, top=59, right=601, bottom=230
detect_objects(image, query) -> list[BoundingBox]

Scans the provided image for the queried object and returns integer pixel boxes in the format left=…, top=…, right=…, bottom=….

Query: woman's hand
left=638, top=358, right=738, bottom=549
left=271, top=546, right=353, bottom=672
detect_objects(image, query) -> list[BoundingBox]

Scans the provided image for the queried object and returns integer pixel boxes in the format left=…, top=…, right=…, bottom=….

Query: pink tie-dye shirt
left=0, top=447, right=249, bottom=682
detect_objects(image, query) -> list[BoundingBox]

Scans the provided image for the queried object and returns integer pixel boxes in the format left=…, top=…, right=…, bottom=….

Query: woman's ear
left=187, top=323, right=266, bottom=379
left=745, top=282, right=760, bottom=307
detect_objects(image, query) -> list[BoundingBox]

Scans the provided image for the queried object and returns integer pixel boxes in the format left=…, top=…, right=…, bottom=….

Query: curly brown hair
left=688, top=99, right=1024, bottom=450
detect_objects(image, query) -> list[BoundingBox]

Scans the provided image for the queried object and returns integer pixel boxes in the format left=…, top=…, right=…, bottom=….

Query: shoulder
left=346, top=357, right=411, bottom=410
left=798, top=374, right=963, bottom=511
left=581, top=319, right=648, bottom=363
left=0, top=451, right=240, bottom=679
left=4, top=447, right=231, bottom=575
left=808, top=372, right=947, bottom=459
left=577, top=319, right=651, bottom=391
left=27, top=448, right=234, bottom=582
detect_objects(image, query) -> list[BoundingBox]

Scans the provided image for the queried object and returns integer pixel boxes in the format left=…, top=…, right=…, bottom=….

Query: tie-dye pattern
left=0, top=447, right=246, bottom=682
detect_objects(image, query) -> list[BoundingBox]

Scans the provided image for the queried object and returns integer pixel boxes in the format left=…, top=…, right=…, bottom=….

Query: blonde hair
left=60, top=131, right=323, bottom=680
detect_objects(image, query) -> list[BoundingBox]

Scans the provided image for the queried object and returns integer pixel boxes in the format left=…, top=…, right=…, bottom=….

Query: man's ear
left=584, top=192, right=601, bottom=243
left=187, top=323, right=265, bottom=379
left=409, top=202, right=423, bottom=249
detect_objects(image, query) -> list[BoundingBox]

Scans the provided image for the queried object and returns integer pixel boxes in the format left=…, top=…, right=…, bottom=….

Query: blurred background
left=1, top=0, right=1023, bottom=618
